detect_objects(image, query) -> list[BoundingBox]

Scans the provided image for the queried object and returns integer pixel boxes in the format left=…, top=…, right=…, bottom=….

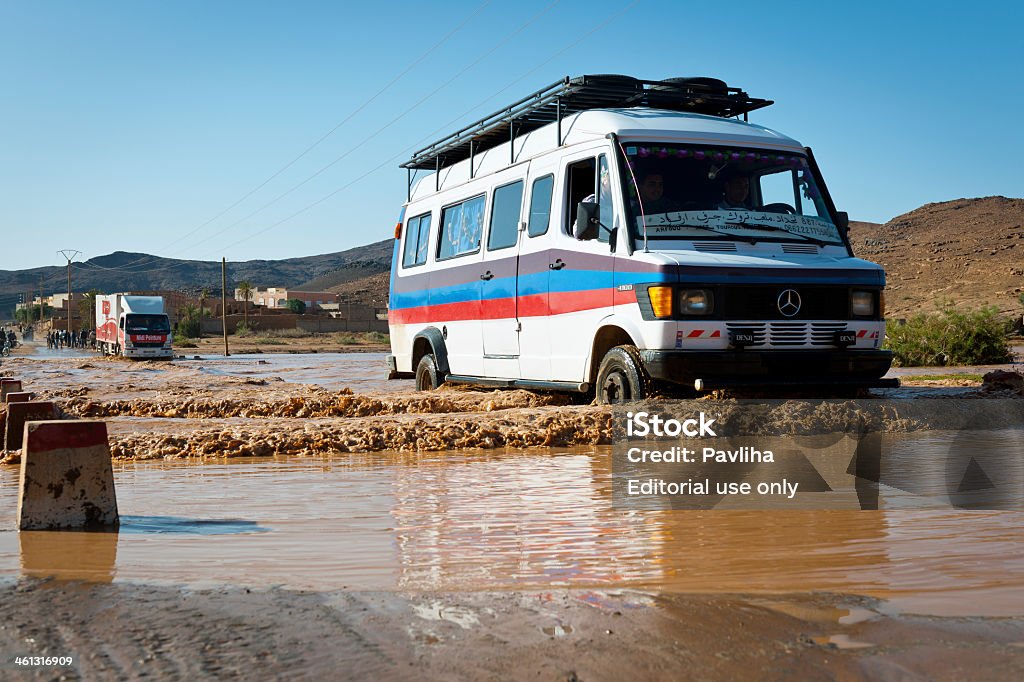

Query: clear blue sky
left=2, top=0, right=1021, bottom=271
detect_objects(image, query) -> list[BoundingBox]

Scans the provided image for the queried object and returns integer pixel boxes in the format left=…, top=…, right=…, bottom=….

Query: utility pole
left=39, top=273, right=44, bottom=325
left=221, top=257, right=229, bottom=356
left=57, top=250, right=81, bottom=335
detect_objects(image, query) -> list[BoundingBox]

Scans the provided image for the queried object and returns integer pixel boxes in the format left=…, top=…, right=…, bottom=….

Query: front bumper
left=124, top=347, right=173, bottom=359
left=639, top=349, right=897, bottom=390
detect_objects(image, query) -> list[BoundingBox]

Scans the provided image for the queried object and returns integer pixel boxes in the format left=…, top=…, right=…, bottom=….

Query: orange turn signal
left=648, top=286, right=673, bottom=318
left=394, top=222, right=402, bottom=239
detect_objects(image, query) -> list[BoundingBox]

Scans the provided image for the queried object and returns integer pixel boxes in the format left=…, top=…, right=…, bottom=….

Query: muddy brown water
left=179, top=352, right=407, bottom=393
left=2, top=437, right=1022, bottom=618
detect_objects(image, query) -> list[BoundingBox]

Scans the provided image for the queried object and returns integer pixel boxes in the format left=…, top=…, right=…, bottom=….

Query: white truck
left=95, top=294, right=173, bottom=359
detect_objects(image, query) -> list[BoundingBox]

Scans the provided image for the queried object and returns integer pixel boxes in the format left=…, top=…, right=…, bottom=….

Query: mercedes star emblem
left=777, top=289, right=802, bottom=317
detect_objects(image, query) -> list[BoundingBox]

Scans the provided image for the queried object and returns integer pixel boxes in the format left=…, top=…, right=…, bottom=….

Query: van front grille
left=727, top=321, right=849, bottom=348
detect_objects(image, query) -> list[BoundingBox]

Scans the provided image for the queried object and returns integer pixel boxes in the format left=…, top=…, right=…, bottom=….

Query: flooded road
left=2, top=438, right=1022, bottom=618
left=179, top=351, right=407, bottom=393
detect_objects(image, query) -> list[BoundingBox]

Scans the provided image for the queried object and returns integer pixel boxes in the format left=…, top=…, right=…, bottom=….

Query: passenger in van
left=636, top=172, right=680, bottom=214
left=718, top=174, right=752, bottom=210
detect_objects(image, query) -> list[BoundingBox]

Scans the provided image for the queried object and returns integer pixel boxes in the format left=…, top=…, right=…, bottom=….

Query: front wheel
left=595, top=345, right=648, bottom=404
left=415, top=353, right=442, bottom=391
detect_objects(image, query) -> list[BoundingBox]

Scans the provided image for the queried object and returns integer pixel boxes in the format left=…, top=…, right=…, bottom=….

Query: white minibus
left=387, top=75, right=896, bottom=402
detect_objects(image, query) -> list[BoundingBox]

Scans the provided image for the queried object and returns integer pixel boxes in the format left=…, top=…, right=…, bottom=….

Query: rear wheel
left=415, top=354, right=442, bottom=391
left=595, top=345, right=647, bottom=404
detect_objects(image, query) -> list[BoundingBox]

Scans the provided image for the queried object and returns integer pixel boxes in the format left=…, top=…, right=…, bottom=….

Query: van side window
left=596, top=155, right=613, bottom=243
left=438, top=194, right=485, bottom=260
left=527, top=175, right=553, bottom=237
left=565, top=158, right=596, bottom=234
left=402, top=212, right=432, bottom=268
left=487, top=180, right=523, bottom=251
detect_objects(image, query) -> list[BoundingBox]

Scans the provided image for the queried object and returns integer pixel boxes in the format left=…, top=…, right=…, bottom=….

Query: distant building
left=236, top=287, right=339, bottom=310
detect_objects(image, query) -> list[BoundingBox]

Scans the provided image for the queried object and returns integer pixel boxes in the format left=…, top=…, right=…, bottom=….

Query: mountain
left=850, top=196, right=1024, bottom=318
left=0, top=240, right=393, bottom=316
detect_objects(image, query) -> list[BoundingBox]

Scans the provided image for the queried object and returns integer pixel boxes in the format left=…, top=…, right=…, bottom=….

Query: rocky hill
left=850, top=196, right=1024, bottom=318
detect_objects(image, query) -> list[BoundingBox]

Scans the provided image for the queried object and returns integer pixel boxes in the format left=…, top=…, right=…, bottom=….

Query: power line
left=167, top=0, right=565, bottom=260
left=200, top=0, right=641, bottom=257
left=92, top=0, right=495, bottom=275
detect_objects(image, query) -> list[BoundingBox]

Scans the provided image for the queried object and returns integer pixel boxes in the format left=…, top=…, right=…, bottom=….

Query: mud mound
left=107, top=409, right=612, bottom=460
left=56, top=388, right=572, bottom=420
left=982, top=370, right=1024, bottom=396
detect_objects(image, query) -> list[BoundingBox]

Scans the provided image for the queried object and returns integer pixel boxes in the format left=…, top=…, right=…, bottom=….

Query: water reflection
left=391, top=451, right=891, bottom=594
left=20, top=529, right=118, bottom=583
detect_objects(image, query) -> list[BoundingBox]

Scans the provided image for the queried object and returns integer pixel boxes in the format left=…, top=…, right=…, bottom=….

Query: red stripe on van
left=547, top=289, right=613, bottom=316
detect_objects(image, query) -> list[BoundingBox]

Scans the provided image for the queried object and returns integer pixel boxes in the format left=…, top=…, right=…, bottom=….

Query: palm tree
left=198, top=287, right=211, bottom=339
left=78, top=289, right=101, bottom=331
left=178, top=303, right=200, bottom=338
left=237, top=280, right=254, bottom=327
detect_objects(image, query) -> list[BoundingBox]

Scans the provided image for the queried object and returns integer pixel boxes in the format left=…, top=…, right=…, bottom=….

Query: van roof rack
left=401, top=74, right=772, bottom=172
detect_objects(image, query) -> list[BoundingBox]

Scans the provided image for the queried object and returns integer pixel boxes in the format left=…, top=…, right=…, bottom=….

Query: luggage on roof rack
left=401, top=74, right=772, bottom=172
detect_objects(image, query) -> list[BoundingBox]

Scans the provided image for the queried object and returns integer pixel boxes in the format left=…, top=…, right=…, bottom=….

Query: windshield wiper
left=722, top=219, right=830, bottom=247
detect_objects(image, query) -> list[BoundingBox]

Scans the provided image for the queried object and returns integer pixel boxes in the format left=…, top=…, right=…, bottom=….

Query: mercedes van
left=387, top=75, right=896, bottom=402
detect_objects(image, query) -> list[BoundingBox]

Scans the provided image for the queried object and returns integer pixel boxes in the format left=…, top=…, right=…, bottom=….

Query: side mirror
left=575, top=201, right=599, bottom=240
left=835, top=210, right=849, bottom=233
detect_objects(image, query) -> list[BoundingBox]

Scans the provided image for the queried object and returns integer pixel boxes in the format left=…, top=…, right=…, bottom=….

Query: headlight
left=681, top=289, right=713, bottom=315
left=851, top=291, right=874, bottom=316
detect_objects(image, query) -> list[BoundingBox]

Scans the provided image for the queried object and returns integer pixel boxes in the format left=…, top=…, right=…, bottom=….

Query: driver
left=632, top=171, right=682, bottom=215
left=718, top=174, right=752, bottom=210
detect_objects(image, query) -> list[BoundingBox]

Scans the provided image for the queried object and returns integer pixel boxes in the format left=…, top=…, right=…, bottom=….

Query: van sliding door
left=480, top=177, right=524, bottom=377
left=515, top=162, right=557, bottom=380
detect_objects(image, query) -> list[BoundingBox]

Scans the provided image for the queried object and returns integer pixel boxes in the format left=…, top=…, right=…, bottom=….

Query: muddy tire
left=415, top=353, right=442, bottom=391
left=595, top=345, right=648, bottom=404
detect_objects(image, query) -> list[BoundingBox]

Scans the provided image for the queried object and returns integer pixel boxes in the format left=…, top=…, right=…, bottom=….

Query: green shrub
left=1018, top=292, right=1024, bottom=307
left=263, top=328, right=311, bottom=338
left=285, top=299, right=306, bottom=314
left=328, top=331, right=390, bottom=345
left=885, top=306, right=1013, bottom=367
left=173, top=333, right=197, bottom=348
left=236, top=321, right=255, bottom=337
left=176, top=317, right=201, bottom=338
left=251, top=336, right=285, bottom=345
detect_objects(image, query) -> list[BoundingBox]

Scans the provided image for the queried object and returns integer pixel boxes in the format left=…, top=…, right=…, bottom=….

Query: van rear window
left=438, top=195, right=485, bottom=260
left=402, top=212, right=432, bottom=268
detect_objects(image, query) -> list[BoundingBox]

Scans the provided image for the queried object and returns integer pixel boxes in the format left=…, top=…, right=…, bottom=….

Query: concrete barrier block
left=5, top=391, right=34, bottom=404
left=0, top=379, right=22, bottom=403
left=17, top=420, right=119, bottom=530
left=3, top=402, right=57, bottom=452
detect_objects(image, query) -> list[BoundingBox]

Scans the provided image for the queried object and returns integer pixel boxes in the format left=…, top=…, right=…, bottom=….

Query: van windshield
left=125, top=314, right=170, bottom=333
left=622, top=143, right=844, bottom=246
